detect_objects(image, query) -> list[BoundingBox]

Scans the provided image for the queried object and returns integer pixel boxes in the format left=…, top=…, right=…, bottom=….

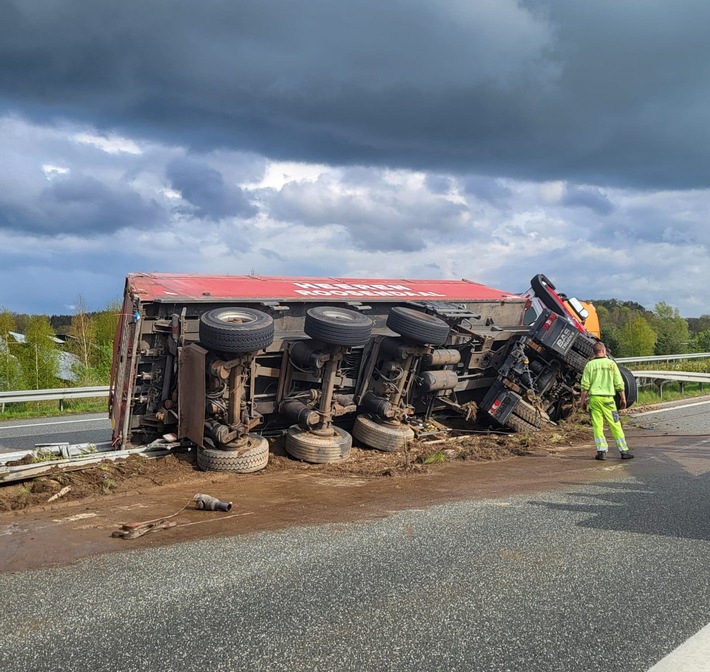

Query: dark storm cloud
left=461, top=175, right=513, bottom=205
left=166, top=158, right=257, bottom=220
left=425, top=175, right=455, bottom=195
left=2, top=1, right=708, bottom=189
left=0, top=174, right=165, bottom=235
left=561, top=185, right=614, bottom=215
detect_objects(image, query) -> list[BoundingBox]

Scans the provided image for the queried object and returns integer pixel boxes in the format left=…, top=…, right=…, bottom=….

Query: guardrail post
left=656, top=380, right=664, bottom=399
left=59, top=398, right=64, bottom=412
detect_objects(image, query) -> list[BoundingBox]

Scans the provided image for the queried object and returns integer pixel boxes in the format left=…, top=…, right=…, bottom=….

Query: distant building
left=2, top=332, right=79, bottom=383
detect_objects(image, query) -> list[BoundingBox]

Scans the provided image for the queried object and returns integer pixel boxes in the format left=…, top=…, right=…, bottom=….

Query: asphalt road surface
left=628, top=397, right=710, bottom=435
left=0, top=413, right=111, bottom=453
left=1, top=402, right=710, bottom=671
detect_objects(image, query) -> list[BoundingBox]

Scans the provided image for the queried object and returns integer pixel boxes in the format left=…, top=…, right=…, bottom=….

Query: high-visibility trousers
left=588, top=395, right=628, bottom=453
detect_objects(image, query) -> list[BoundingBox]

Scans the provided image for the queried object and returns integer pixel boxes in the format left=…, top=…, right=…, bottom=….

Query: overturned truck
left=109, top=273, right=636, bottom=471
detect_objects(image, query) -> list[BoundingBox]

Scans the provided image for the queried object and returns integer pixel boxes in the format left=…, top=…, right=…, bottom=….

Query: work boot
left=595, top=451, right=607, bottom=461
left=620, top=452, right=635, bottom=460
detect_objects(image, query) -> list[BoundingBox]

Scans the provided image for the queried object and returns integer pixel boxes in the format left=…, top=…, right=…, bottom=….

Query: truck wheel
left=386, top=306, right=450, bottom=346
left=304, top=307, right=373, bottom=347
left=571, top=334, right=595, bottom=359
left=510, top=400, right=544, bottom=428
left=505, top=414, right=539, bottom=433
left=562, top=349, right=588, bottom=373
left=285, top=425, right=352, bottom=463
left=530, top=274, right=567, bottom=317
left=352, top=414, right=414, bottom=452
left=197, top=435, right=269, bottom=473
left=617, top=365, right=638, bottom=408
left=199, top=307, right=274, bottom=354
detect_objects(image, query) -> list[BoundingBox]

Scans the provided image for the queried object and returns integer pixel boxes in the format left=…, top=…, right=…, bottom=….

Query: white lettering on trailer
left=292, top=281, right=445, bottom=298
left=293, top=282, right=426, bottom=292
left=294, top=289, right=446, bottom=298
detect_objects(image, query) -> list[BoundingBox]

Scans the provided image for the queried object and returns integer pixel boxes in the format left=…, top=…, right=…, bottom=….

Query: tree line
left=594, top=299, right=706, bottom=358
left=0, top=298, right=121, bottom=391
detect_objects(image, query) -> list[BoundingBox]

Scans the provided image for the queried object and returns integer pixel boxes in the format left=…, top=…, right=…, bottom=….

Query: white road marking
left=632, top=400, right=710, bottom=417
left=0, top=417, right=105, bottom=431
left=648, top=621, right=710, bottom=671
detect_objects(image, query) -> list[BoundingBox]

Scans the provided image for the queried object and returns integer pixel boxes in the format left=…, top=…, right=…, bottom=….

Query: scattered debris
left=0, top=415, right=592, bottom=514
left=0, top=441, right=178, bottom=484
left=112, top=519, right=177, bottom=539
left=46, top=486, right=71, bottom=503
left=112, top=493, right=234, bottom=539
left=194, top=493, right=232, bottom=511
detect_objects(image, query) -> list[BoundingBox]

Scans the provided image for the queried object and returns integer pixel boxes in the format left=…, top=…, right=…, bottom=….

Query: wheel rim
left=319, top=308, right=357, bottom=322
left=213, top=309, right=259, bottom=325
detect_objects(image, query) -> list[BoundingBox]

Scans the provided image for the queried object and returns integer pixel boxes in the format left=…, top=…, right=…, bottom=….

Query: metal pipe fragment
left=193, top=493, right=232, bottom=512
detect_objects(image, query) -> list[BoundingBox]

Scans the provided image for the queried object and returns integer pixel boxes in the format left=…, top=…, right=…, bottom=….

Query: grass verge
left=0, top=398, right=108, bottom=421
left=637, top=382, right=710, bottom=406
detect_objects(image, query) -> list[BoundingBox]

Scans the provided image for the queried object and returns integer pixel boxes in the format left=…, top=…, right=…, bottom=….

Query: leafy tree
left=93, top=299, right=121, bottom=344
left=12, top=313, right=31, bottom=334
left=16, top=315, right=60, bottom=389
left=593, top=302, right=657, bottom=357
left=694, top=330, right=710, bottom=353
left=687, top=314, right=710, bottom=342
left=67, top=296, right=97, bottom=384
left=652, top=302, right=690, bottom=355
left=67, top=298, right=121, bottom=385
left=0, top=308, right=25, bottom=391
left=596, top=305, right=621, bottom=355
left=592, top=298, right=649, bottom=314
left=88, top=300, right=120, bottom=384
left=617, top=315, right=657, bottom=357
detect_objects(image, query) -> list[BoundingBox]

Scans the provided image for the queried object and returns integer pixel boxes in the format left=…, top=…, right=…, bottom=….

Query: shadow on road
left=529, top=435, right=710, bottom=542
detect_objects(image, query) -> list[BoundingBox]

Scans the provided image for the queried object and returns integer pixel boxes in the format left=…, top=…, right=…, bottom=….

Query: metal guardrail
left=0, top=442, right=174, bottom=484
left=616, top=353, right=710, bottom=363
left=0, top=386, right=109, bottom=411
left=630, top=370, right=710, bottom=399
left=631, top=371, right=710, bottom=383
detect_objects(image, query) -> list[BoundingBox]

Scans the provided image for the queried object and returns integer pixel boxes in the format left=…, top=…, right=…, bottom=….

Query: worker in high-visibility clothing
left=579, top=342, right=635, bottom=461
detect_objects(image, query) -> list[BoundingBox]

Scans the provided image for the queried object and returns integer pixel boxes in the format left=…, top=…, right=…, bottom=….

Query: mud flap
left=178, top=343, right=208, bottom=446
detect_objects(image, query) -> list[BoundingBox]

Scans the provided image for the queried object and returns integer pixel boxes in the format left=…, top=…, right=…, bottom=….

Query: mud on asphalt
left=0, top=418, right=592, bottom=513
left=0, top=410, right=652, bottom=572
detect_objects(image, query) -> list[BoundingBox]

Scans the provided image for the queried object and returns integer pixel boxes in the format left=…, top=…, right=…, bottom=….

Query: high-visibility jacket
left=580, top=357, right=624, bottom=396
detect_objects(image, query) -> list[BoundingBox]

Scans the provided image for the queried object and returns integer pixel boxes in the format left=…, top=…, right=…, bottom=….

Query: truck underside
left=109, top=273, right=634, bottom=469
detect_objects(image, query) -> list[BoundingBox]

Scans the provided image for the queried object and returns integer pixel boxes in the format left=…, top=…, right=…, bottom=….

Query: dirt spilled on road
left=0, top=417, right=590, bottom=513
left=9, top=409, right=664, bottom=573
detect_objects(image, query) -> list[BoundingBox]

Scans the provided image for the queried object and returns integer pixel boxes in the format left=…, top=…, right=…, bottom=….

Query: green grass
left=423, top=450, right=446, bottom=464
left=637, top=382, right=710, bottom=406
left=0, top=397, right=108, bottom=421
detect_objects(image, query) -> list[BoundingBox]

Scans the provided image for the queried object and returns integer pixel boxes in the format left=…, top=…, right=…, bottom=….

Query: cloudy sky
left=1, top=0, right=708, bottom=316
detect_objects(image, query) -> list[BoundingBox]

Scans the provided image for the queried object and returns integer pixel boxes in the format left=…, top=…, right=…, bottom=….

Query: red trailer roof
left=126, top=273, right=522, bottom=303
